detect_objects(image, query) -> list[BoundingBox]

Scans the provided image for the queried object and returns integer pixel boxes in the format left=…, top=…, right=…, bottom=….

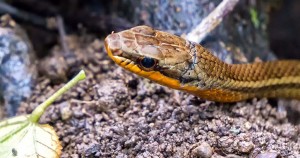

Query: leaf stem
left=29, top=70, right=86, bottom=123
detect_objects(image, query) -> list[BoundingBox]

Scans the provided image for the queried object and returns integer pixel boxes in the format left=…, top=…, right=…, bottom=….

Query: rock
left=0, top=15, right=37, bottom=116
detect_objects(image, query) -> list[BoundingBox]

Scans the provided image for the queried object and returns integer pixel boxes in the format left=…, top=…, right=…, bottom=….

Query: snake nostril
left=112, top=49, right=123, bottom=56
left=105, top=34, right=122, bottom=56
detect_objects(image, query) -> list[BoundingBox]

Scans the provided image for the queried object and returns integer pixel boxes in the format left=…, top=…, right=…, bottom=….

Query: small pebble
left=84, top=144, right=101, bottom=157
left=191, top=142, right=213, bottom=158
left=256, top=152, right=279, bottom=158
left=59, top=102, right=72, bottom=120
left=237, top=141, right=254, bottom=153
left=244, top=122, right=252, bottom=130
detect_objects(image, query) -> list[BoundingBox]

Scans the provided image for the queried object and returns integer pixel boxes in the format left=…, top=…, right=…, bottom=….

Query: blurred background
left=0, top=0, right=299, bottom=59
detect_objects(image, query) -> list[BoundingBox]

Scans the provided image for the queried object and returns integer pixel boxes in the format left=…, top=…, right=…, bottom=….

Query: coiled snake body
left=105, top=26, right=300, bottom=102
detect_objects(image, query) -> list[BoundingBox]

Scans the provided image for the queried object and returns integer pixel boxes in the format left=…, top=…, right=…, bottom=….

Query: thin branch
left=56, top=16, right=70, bottom=55
left=186, top=0, right=239, bottom=43
left=0, top=1, right=46, bottom=27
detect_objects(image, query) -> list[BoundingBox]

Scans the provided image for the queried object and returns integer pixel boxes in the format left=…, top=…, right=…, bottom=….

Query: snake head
left=105, top=25, right=196, bottom=89
left=105, top=26, right=163, bottom=69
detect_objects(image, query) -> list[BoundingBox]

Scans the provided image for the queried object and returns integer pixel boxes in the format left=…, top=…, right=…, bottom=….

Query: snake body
left=105, top=25, right=300, bottom=102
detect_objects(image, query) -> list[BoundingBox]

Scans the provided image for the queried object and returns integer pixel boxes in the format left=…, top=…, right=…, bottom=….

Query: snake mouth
left=105, top=38, right=136, bottom=71
left=104, top=34, right=124, bottom=64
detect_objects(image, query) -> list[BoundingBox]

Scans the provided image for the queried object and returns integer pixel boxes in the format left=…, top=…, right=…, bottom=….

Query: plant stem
left=29, top=70, right=86, bottom=123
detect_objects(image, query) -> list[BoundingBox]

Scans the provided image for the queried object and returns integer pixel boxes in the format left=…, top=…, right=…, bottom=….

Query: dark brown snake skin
left=105, top=25, right=300, bottom=102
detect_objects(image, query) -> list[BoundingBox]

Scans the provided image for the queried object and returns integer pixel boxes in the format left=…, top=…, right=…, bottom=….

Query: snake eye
left=139, top=57, right=157, bottom=70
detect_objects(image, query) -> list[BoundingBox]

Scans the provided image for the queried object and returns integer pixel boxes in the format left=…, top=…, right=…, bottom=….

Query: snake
left=104, top=25, right=300, bottom=102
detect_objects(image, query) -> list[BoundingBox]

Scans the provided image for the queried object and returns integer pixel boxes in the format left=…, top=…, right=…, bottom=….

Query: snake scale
left=105, top=25, right=300, bottom=102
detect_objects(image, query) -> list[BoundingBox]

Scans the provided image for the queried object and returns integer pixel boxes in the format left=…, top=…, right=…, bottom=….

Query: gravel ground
left=16, top=35, right=300, bottom=158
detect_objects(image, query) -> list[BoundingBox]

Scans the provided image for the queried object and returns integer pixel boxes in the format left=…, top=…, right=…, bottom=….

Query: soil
left=15, top=34, right=300, bottom=158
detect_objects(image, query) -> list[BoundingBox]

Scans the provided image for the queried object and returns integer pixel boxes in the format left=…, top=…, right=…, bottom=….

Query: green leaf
left=0, top=70, right=86, bottom=158
left=0, top=115, right=62, bottom=157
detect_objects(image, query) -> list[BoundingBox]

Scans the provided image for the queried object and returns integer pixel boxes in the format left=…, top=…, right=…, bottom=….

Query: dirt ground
left=14, top=34, right=300, bottom=158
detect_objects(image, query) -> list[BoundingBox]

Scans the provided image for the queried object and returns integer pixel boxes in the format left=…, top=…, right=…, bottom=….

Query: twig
left=0, top=1, right=46, bottom=28
left=186, top=0, right=239, bottom=43
left=56, top=16, right=71, bottom=55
